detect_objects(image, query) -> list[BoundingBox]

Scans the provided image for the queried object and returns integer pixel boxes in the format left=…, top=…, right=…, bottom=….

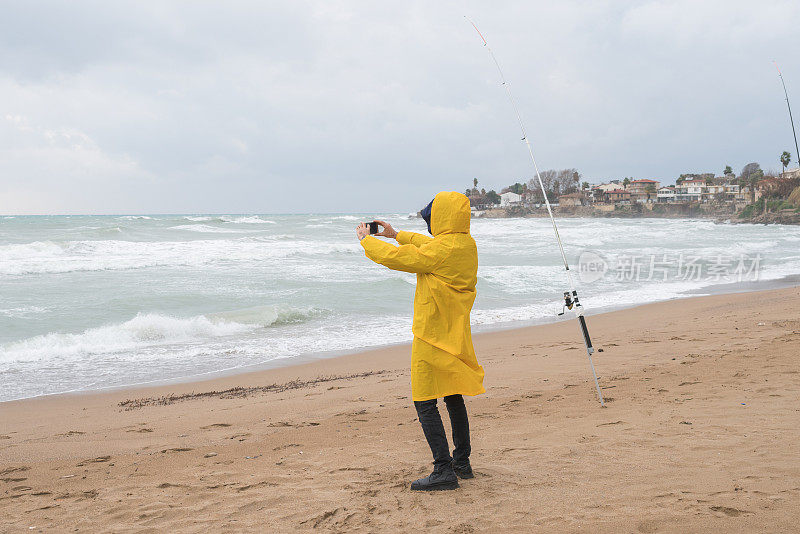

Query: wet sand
left=2, top=287, right=799, bottom=532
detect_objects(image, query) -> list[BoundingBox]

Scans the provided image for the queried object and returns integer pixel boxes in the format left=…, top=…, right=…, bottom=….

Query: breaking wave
left=221, top=216, right=276, bottom=224
left=169, top=224, right=246, bottom=233
left=1, top=306, right=323, bottom=363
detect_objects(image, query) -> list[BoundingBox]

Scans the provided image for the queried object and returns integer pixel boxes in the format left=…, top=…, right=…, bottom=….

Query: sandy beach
left=1, top=286, right=799, bottom=533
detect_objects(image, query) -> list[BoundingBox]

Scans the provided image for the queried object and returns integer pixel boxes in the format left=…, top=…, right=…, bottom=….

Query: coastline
left=2, top=285, right=799, bottom=531
left=472, top=206, right=800, bottom=225
left=5, top=272, right=800, bottom=405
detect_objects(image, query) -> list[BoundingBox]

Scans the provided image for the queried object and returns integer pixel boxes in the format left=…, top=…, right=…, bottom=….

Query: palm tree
left=780, top=151, right=791, bottom=177
left=724, top=165, right=733, bottom=177
left=473, top=178, right=478, bottom=190
left=622, top=177, right=631, bottom=189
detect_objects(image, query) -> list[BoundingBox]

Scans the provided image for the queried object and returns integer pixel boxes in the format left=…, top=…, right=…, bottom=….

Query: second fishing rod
left=466, top=17, right=604, bottom=406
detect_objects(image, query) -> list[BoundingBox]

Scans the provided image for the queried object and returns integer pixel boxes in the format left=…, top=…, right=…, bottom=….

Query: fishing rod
left=466, top=17, right=605, bottom=406
left=774, top=61, right=800, bottom=172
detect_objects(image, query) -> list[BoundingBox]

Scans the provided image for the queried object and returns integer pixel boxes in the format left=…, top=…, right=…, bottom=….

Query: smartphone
left=367, top=221, right=379, bottom=235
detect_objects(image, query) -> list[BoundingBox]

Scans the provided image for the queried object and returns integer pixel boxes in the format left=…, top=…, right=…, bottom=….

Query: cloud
left=0, top=1, right=798, bottom=214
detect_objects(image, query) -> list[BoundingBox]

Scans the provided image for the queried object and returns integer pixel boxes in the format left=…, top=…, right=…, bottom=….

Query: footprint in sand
left=336, top=409, right=367, bottom=417
left=78, top=489, right=99, bottom=500
left=76, top=456, right=110, bottom=467
left=267, top=421, right=293, bottom=427
left=266, top=421, right=319, bottom=428
left=710, top=505, right=753, bottom=517
left=56, top=430, right=85, bottom=437
left=300, top=508, right=348, bottom=529
left=0, top=466, right=30, bottom=476
left=597, top=420, right=625, bottom=427
left=201, top=423, right=232, bottom=429
left=273, top=443, right=301, bottom=451
left=236, top=480, right=278, bottom=491
left=1, top=466, right=30, bottom=482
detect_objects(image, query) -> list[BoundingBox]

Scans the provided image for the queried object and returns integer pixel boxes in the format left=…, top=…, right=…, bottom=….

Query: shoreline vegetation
left=1, top=286, right=798, bottom=531
left=464, top=163, right=800, bottom=225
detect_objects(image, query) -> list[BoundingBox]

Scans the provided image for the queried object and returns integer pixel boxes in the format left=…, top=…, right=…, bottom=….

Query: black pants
left=414, top=394, right=471, bottom=470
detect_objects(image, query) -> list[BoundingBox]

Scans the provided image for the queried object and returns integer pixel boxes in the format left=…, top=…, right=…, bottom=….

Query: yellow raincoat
left=361, top=191, right=485, bottom=401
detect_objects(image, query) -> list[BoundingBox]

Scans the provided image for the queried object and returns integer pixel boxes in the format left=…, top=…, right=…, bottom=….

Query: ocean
left=1, top=214, right=799, bottom=402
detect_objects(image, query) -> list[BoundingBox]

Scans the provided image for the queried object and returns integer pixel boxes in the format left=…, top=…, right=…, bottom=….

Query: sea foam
left=1, top=306, right=321, bottom=363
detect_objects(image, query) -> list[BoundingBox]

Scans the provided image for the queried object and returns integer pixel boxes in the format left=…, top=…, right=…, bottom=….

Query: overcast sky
left=1, top=1, right=799, bottom=214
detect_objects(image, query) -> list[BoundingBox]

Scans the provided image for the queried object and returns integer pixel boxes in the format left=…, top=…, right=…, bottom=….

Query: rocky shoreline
left=472, top=204, right=800, bottom=225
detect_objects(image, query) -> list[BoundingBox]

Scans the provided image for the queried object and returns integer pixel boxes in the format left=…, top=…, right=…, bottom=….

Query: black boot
left=451, top=459, right=474, bottom=479
left=443, top=395, right=473, bottom=479
left=410, top=464, right=459, bottom=491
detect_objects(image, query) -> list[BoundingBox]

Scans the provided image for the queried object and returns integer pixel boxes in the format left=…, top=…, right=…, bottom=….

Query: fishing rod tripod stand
left=558, top=290, right=606, bottom=407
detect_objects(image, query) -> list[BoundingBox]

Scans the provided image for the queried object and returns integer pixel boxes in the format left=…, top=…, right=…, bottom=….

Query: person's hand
left=356, top=222, right=370, bottom=241
left=373, top=220, right=398, bottom=240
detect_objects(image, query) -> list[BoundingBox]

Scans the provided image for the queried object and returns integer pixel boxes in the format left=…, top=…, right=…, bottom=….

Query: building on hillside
left=702, top=183, right=725, bottom=202
left=675, top=179, right=704, bottom=202
left=724, top=183, right=740, bottom=201
left=627, top=179, right=660, bottom=191
left=756, top=177, right=784, bottom=199
left=468, top=194, right=490, bottom=209
left=737, top=185, right=757, bottom=203
left=601, top=189, right=631, bottom=204
left=558, top=192, right=585, bottom=207
left=657, top=186, right=676, bottom=203
left=593, top=181, right=623, bottom=193
left=591, top=182, right=622, bottom=204
left=520, top=189, right=539, bottom=206
left=626, top=179, right=661, bottom=203
left=500, top=191, right=522, bottom=207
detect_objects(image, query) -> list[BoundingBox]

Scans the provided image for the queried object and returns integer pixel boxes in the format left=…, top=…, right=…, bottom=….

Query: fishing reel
left=557, top=289, right=597, bottom=357
left=557, top=290, right=581, bottom=316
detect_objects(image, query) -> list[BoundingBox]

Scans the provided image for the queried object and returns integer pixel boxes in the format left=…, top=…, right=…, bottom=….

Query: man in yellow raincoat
left=356, top=191, right=485, bottom=491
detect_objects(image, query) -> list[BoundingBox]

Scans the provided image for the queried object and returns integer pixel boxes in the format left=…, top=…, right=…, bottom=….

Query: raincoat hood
left=428, top=191, right=471, bottom=236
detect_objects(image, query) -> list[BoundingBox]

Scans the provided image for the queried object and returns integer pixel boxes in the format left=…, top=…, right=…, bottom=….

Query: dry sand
left=1, top=287, right=799, bottom=533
